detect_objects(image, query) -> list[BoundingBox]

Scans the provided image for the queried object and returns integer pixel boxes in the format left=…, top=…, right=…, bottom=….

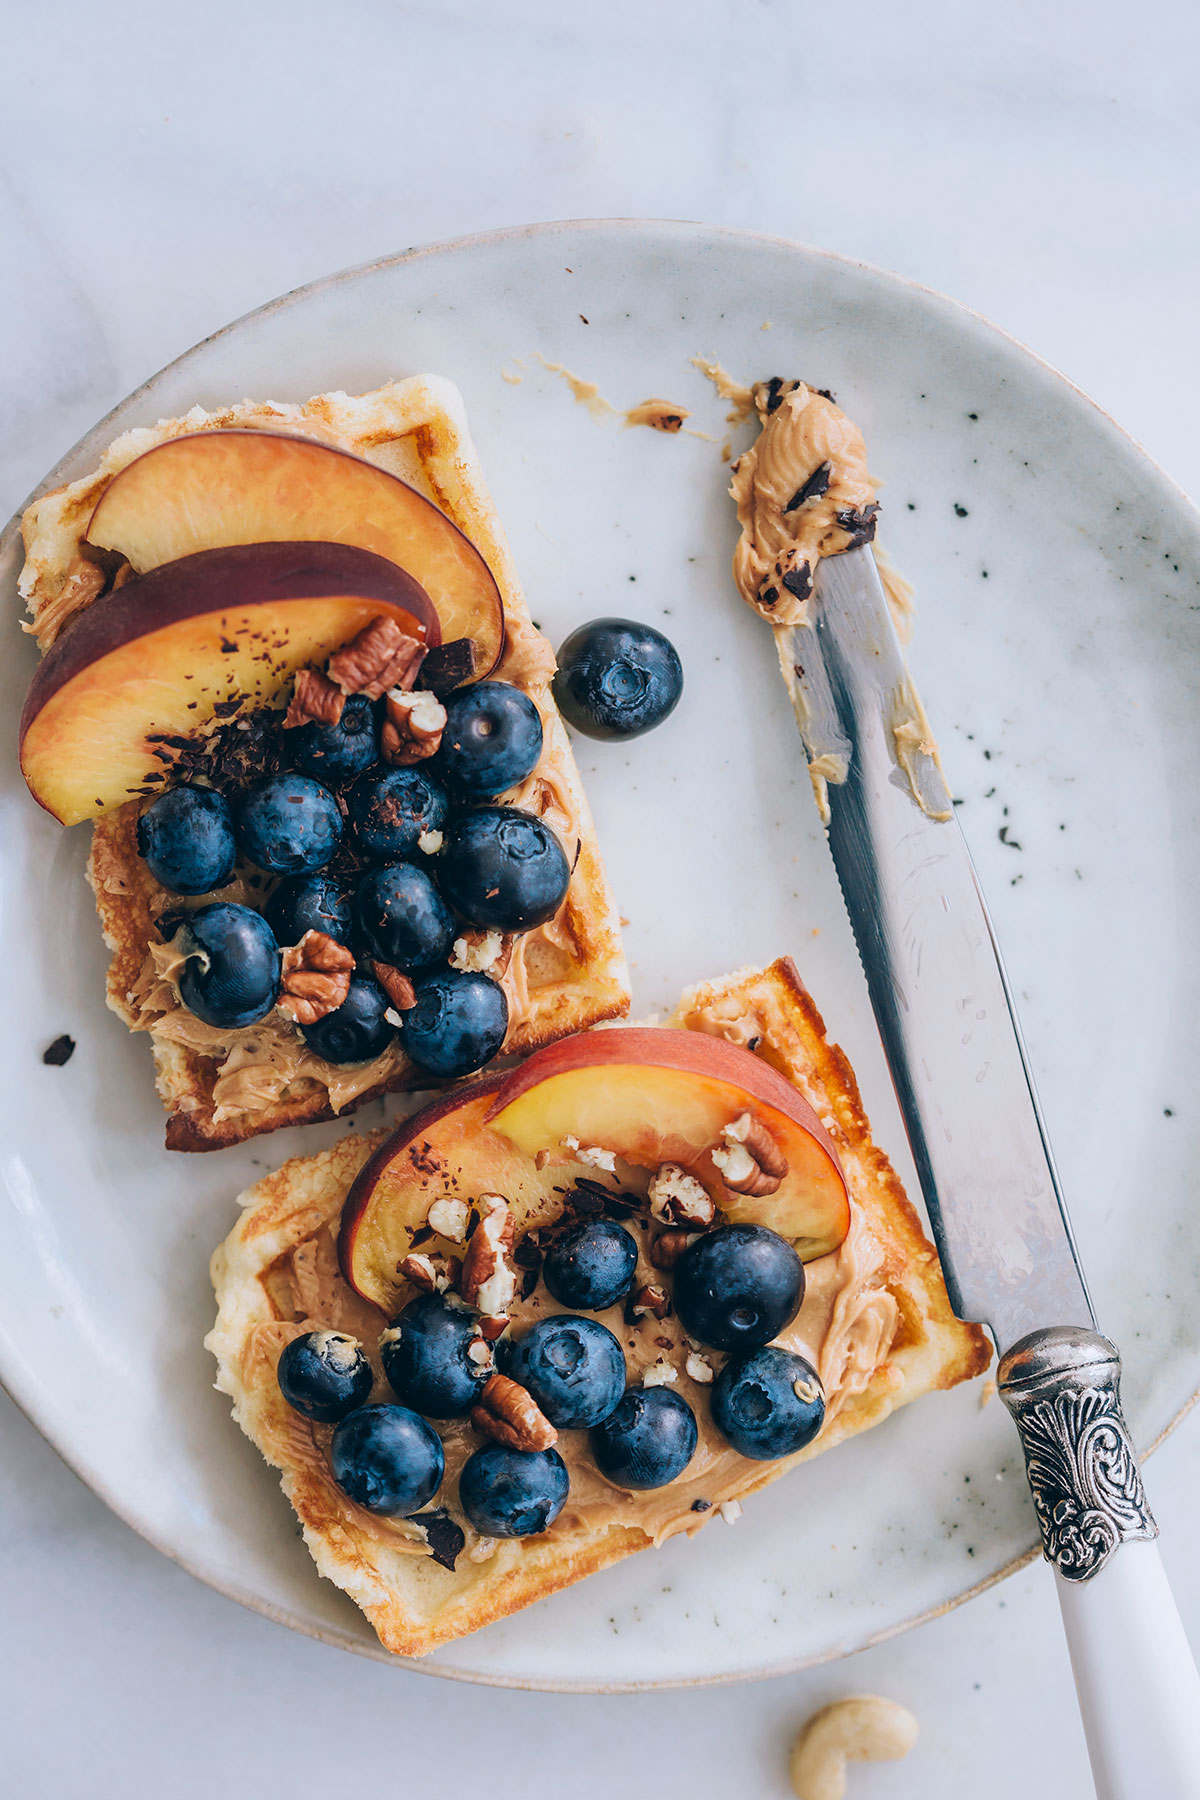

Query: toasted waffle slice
left=206, top=956, right=989, bottom=1657
left=18, top=378, right=630, bottom=1149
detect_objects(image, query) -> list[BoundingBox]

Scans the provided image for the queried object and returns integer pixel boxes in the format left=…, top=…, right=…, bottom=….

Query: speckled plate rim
left=3, top=216, right=1198, bottom=1693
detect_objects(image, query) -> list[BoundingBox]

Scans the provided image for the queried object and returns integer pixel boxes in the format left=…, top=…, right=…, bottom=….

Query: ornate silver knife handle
left=998, top=1325, right=1157, bottom=1582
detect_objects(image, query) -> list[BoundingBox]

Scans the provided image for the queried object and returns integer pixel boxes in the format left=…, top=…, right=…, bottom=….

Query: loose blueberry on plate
left=673, top=1224, right=804, bottom=1352
left=711, top=1345, right=826, bottom=1460
left=136, top=783, right=237, bottom=895
left=236, top=772, right=343, bottom=874
left=543, top=1217, right=638, bottom=1312
left=299, top=972, right=394, bottom=1064
left=591, top=1385, right=698, bottom=1489
left=458, top=1442, right=569, bottom=1538
left=553, top=617, right=683, bottom=741
left=438, top=806, right=570, bottom=931
left=380, top=1293, right=489, bottom=1418
left=175, top=902, right=281, bottom=1029
left=264, top=872, right=355, bottom=949
left=347, top=764, right=450, bottom=861
left=329, top=1403, right=445, bottom=1515
left=277, top=1330, right=374, bottom=1423
left=288, top=692, right=379, bottom=783
left=504, top=1314, right=626, bottom=1429
left=436, top=681, right=543, bottom=799
left=355, top=862, right=455, bottom=970
left=400, top=969, right=508, bottom=1078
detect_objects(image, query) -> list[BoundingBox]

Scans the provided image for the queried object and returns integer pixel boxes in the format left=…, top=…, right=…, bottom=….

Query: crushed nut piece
left=649, top=1164, right=716, bottom=1228
left=371, top=961, right=417, bottom=1011
left=381, top=688, right=447, bottom=764
left=563, top=1135, right=618, bottom=1173
left=686, top=1351, right=715, bottom=1385
left=428, top=1197, right=470, bottom=1242
left=283, top=666, right=345, bottom=730
left=718, top=1499, right=742, bottom=1525
left=277, top=930, right=354, bottom=1024
left=467, top=1535, right=498, bottom=1563
left=627, top=1283, right=670, bottom=1322
left=399, top=1251, right=463, bottom=1294
left=460, top=1195, right=517, bottom=1326
left=793, top=1373, right=823, bottom=1406
left=418, top=828, right=444, bottom=855
left=643, top=1359, right=678, bottom=1388
left=450, top=929, right=507, bottom=974
left=649, top=1228, right=691, bottom=1271
left=471, top=1372, right=558, bottom=1451
left=328, top=616, right=426, bottom=699
left=466, top=1336, right=495, bottom=1368
left=711, top=1112, right=789, bottom=1197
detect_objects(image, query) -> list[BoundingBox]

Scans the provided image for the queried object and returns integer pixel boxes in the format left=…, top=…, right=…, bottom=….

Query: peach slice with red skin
left=487, top=1029, right=850, bottom=1260
left=85, top=430, right=505, bottom=678
left=19, top=540, right=438, bottom=825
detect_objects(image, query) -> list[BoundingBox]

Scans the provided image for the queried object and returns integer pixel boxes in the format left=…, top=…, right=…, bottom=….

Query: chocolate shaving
left=413, top=1509, right=465, bottom=1571
left=419, top=637, right=480, bottom=696
left=785, top=462, right=831, bottom=512
left=762, top=376, right=787, bottom=414
left=164, top=708, right=285, bottom=790
left=691, top=1498, right=712, bottom=1513
left=835, top=503, right=881, bottom=549
left=42, top=1034, right=75, bottom=1067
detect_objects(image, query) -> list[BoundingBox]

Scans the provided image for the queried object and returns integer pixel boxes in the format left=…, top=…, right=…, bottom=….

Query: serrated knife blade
left=782, top=544, right=1092, bottom=1355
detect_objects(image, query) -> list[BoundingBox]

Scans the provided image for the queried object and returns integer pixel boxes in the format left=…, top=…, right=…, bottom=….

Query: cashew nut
left=789, top=1696, right=918, bottom=1800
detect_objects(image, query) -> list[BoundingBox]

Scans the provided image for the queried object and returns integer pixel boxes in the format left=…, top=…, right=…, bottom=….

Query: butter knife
left=784, top=544, right=1200, bottom=1800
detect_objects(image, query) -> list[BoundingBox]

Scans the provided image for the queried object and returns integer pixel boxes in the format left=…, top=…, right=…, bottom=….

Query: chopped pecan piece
left=381, top=688, right=447, bottom=765
left=460, top=1195, right=517, bottom=1328
left=471, top=1373, right=558, bottom=1451
left=649, top=1228, right=691, bottom=1271
left=284, top=666, right=345, bottom=730
left=648, top=1164, right=716, bottom=1228
left=398, top=1251, right=462, bottom=1294
left=371, top=960, right=417, bottom=1011
left=328, top=617, right=426, bottom=700
left=711, top=1113, right=788, bottom=1198
left=450, top=929, right=510, bottom=975
left=277, top=930, right=354, bottom=1025
left=626, top=1283, right=670, bottom=1322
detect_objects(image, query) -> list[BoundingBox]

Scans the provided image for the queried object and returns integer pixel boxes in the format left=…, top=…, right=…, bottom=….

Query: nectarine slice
left=487, top=1029, right=850, bottom=1260
left=339, top=1078, right=569, bottom=1315
left=19, top=541, right=438, bottom=825
left=86, top=431, right=504, bottom=678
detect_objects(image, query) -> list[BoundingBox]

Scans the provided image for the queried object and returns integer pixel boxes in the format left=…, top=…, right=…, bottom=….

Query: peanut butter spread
left=236, top=1002, right=902, bottom=1561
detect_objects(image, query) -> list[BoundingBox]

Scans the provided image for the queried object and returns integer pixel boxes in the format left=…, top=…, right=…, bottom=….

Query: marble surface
left=3, top=1, right=1200, bottom=1794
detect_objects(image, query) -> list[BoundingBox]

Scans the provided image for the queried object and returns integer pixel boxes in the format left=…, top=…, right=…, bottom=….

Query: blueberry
left=590, top=1386, right=698, bottom=1489
left=399, top=969, right=508, bottom=1078
left=264, top=872, right=354, bottom=948
left=438, top=806, right=570, bottom=931
left=553, top=617, right=683, bottom=741
left=673, top=1225, right=804, bottom=1352
left=329, top=1404, right=444, bottom=1516
left=347, top=765, right=450, bottom=862
left=504, top=1315, right=626, bottom=1429
left=356, top=861, right=455, bottom=971
left=287, top=693, right=379, bottom=783
left=711, top=1346, right=826, bottom=1460
left=436, top=681, right=543, bottom=799
left=380, top=1293, right=489, bottom=1418
left=458, top=1443, right=569, bottom=1538
left=237, top=773, right=342, bottom=874
left=135, top=784, right=237, bottom=895
left=543, top=1218, right=638, bottom=1312
left=277, top=1330, right=374, bottom=1423
left=299, top=973, right=394, bottom=1064
left=175, top=902, right=281, bottom=1029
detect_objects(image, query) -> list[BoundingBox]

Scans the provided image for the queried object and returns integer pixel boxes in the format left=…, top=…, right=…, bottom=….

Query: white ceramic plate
left=2, top=221, right=1199, bottom=1692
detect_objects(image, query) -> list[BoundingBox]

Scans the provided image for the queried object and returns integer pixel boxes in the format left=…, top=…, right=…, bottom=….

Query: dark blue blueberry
left=287, top=693, right=379, bottom=783
left=329, top=1404, right=444, bottom=1515
left=553, top=617, right=683, bottom=741
left=711, top=1346, right=826, bottom=1460
left=543, top=1218, right=638, bottom=1312
left=277, top=1330, right=374, bottom=1423
left=175, top=902, right=281, bottom=1029
left=264, top=872, right=354, bottom=948
left=399, top=969, right=508, bottom=1078
left=590, top=1385, right=698, bottom=1489
left=135, top=784, right=237, bottom=895
left=236, top=773, right=342, bottom=874
left=458, top=1443, right=569, bottom=1538
left=347, top=765, right=450, bottom=861
left=673, top=1225, right=804, bottom=1352
left=504, top=1315, right=626, bottom=1429
left=436, top=681, right=543, bottom=799
left=438, top=806, right=570, bottom=931
left=355, top=862, right=455, bottom=971
left=380, top=1293, right=489, bottom=1419
left=299, top=972, right=394, bottom=1064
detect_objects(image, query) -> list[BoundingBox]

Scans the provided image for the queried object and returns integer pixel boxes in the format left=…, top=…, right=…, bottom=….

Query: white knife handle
left=999, top=1327, right=1200, bottom=1798
left=1057, top=1543, right=1200, bottom=1798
